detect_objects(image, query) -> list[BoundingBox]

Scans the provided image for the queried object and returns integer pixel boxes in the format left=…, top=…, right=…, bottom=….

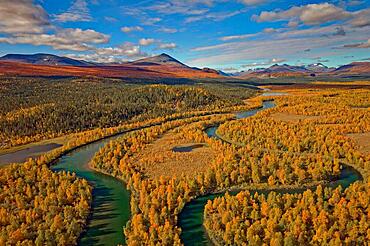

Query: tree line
left=0, top=77, right=255, bottom=149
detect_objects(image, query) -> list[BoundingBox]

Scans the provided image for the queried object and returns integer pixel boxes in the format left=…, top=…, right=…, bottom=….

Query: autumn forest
left=0, top=77, right=369, bottom=245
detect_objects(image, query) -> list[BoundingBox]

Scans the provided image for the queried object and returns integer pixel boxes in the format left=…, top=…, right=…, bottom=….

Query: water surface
left=180, top=96, right=362, bottom=246
left=51, top=137, right=130, bottom=245
left=0, top=143, right=62, bottom=167
left=179, top=165, right=362, bottom=246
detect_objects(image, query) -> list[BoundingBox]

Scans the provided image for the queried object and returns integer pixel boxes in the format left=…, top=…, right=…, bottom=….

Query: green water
left=205, top=99, right=276, bottom=140
left=51, top=137, right=130, bottom=246
left=178, top=166, right=362, bottom=245
left=179, top=96, right=363, bottom=246
left=48, top=92, right=363, bottom=246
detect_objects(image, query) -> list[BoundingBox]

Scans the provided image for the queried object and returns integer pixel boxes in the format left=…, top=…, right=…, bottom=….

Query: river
left=51, top=136, right=130, bottom=246
left=178, top=94, right=362, bottom=246
left=43, top=91, right=362, bottom=246
left=47, top=97, right=277, bottom=246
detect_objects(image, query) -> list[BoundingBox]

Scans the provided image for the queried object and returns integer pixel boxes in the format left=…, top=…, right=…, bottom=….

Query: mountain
left=235, top=62, right=370, bottom=78
left=305, top=63, right=334, bottom=73
left=129, top=53, right=188, bottom=67
left=1, top=52, right=368, bottom=79
left=266, top=64, right=308, bottom=73
left=0, top=53, right=224, bottom=79
left=238, top=64, right=311, bottom=78
left=199, top=67, right=229, bottom=76
left=0, top=53, right=95, bottom=66
left=127, top=53, right=225, bottom=78
left=332, top=62, right=370, bottom=76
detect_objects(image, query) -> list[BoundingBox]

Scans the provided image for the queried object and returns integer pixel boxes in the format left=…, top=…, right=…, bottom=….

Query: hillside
left=0, top=53, right=224, bottom=79
left=129, top=53, right=188, bottom=67
left=331, top=62, right=370, bottom=76
left=0, top=53, right=94, bottom=66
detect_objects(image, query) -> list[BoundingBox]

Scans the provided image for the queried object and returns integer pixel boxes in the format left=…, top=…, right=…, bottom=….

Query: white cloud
left=241, top=58, right=286, bottom=68
left=300, top=3, right=350, bottom=24
left=65, top=53, right=125, bottom=63
left=263, top=28, right=276, bottom=33
left=122, top=8, right=162, bottom=26
left=57, top=28, right=109, bottom=44
left=105, top=16, right=118, bottom=22
left=54, top=0, right=92, bottom=22
left=342, top=38, right=370, bottom=48
left=218, top=67, right=238, bottom=71
left=346, top=0, right=364, bottom=6
left=287, top=20, right=299, bottom=27
left=143, top=17, right=162, bottom=26
left=271, top=58, right=286, bottom=63
left=238, top=0, right=268, bottom=5
left=126, top=0, right=244, bottom=25
left=0, top=34, right=89, bottom=51
left=253, top=3, right=351, bottom=25
left=121, top=26, right=143, bottom=33
left=219, top=33, right=258, bottom=41
left=185, top=9, right=244, bottom=23
left=275, top=25, right=344, bottom=39
left=146, top=1, right=211, bottom=15
left=139, top=38, right=156, bottom=46
left=65, top=43, right=148, bottom=63
left=95, top=43, right=145, bottom=57
left=254, top=4, right=370, bottom=28
left=189, top=26, right=370, bottom=67
left=158, top=42, right=177, bottom=49
left=0, top=28, right=110, bottom=51
left=0, top=0, right=50, bottom=34
left=350, top=9, right=370, bottom=27
left=157, top=27, right=178, bottom=33
left=192, top=42, right=232, bottom=52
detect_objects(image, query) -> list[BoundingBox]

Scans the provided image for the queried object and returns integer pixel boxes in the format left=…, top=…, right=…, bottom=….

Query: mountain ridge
left=0, top=53, right=369, bottom=79
left=0, top=53, right=95, bottom=66
left=129, top=53, right=188, bottom=67
left=0, top=53, right=224, bottom=79
left=235, top=62, right=369, bottom=78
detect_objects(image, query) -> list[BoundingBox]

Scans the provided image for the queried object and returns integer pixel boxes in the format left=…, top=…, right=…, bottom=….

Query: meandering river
left=51, top=136, right=130, bottom=245
left=38, top=91, right=361, bottom=246
left=178, top=94, right=362, bottom=246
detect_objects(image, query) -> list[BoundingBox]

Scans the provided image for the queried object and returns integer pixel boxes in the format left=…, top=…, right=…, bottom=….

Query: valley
left=1, top=77, right=368, bottom=245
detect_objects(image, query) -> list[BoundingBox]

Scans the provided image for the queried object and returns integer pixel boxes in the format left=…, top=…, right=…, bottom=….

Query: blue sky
left=0, top=0, right=369, bottom=71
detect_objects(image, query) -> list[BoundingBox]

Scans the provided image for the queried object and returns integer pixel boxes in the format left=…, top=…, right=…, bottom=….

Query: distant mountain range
left=234, top=62, right=369, bottom=78
left=0, top=53, right=369, bottom=79
left=234, top=63, right=332, bottom=77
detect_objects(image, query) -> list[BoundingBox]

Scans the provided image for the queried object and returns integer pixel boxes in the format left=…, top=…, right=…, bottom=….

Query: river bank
left=178, top=92, right=366, bottom=245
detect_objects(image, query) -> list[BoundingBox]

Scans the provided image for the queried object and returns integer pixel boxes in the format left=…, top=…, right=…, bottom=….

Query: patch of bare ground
left=346, top=132, right=370, bottom=155
left=270, top=112, right=322, bottom=122
left=133, top=130, right=215, bottom=179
